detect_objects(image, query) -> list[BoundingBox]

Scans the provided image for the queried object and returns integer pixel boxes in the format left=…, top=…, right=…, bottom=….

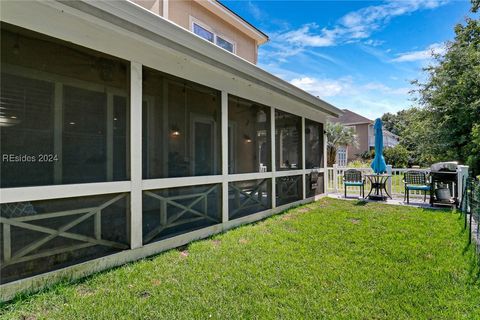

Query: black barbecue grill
left=429, top=162, right=458, bottom=207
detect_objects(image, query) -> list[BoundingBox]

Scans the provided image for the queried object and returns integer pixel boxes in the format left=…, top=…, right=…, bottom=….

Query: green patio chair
left=343, top=169, right=365, bottom=198
left=403, top=171, right=431, bottom=204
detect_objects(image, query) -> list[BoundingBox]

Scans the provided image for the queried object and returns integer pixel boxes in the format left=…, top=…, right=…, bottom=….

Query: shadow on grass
left=354, top=200, right=368, bottom=206
left=467, top=247, right=480, bottom=284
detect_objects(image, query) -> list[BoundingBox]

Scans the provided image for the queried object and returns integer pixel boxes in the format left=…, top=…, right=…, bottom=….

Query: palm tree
left=326, top=122, right=359, bottom=166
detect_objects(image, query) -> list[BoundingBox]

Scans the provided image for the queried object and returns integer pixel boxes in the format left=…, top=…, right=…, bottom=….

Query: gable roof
left=197, top=0, right=269, bottom=45
left=216, top=1, right=269, bottom=43
left=330, top=109, right=372, bottom=125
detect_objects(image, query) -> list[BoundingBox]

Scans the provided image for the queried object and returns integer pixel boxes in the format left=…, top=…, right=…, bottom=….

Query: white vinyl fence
left=326, top=165, right=430, bottom=198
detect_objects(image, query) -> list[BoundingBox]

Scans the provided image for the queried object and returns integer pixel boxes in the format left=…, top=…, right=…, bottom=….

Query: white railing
left=326, top=165, right=431, bottom=198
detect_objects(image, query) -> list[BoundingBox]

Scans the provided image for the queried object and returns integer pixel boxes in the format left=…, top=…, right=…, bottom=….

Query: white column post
left=221, top=91, right=229, bottom=225
left=333, top=164, right=338, bottom=193
left=301, top=117, right=306, bottom=199
left=271, top=107, right=276, bottom=208
left=457, top=165, right=469, bottom=204
left=162, top=0, right=169, bottom=19
left=130, top=61, right=143, bottom=249
left=323, top=125, right=328, bottom=194
left=386, top=164, right=393, bottom=196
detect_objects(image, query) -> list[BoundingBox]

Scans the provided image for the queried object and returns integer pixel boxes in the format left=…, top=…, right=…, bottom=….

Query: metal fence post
left=386, top=165, right=392, bottom=197
left=333, top=164, right=338, bottom=193
left=457, top=165, right=469, bottom=205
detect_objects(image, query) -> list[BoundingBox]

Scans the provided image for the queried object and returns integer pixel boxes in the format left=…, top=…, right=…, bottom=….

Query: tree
left=413, top=16, right=480, bottom=174
left=384, top=145, right=410, bottom=168
left=381, top=109, right=412, bottom=137
left=472, top=0, right=479, bottom=12
left=325, top=122, right=358, bottom=166
left=380, top=108, right=428, bottom=166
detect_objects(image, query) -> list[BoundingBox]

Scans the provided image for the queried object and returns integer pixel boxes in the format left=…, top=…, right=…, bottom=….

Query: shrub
left=384, top=145, right=409, bottom=168
left=347, top=159, right=371, bottom=168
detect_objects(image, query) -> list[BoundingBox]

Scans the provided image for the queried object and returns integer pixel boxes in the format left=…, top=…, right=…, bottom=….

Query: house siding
left=169, top=0, right=257, bottom=63
left=347, top=123, right=369, bottom=162
left=131, top=0, right=163, bottom=16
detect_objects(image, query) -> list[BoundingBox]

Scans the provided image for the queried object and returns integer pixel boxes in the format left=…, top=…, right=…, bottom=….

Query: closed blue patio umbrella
left=370, top=118, right=387, bottom=174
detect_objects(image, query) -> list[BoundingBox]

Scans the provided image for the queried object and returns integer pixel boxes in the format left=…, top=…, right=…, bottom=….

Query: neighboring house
left=330, top=109, right=399, bottom=166
left=0, top=0, right=342, bottom=299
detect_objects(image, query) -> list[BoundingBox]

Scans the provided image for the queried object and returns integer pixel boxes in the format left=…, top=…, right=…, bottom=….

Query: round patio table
left=365, top=174, right=392, bottom=201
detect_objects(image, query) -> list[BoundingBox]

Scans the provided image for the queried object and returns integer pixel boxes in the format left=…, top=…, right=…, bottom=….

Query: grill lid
left=430, top=161, right=458, bottom=172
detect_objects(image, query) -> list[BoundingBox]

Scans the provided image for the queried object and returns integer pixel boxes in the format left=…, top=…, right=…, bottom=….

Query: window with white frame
left=337, top=146, right=347, bottom=167
left=191, top=18, right=235, bottom=53
left=193, top=23, right=214, bottom=43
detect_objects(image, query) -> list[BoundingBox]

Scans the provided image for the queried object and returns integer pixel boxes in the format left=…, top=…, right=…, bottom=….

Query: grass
left=1, top=198, right=479, bottom=319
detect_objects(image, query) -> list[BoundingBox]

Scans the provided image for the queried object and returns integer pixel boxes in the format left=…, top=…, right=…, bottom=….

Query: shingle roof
left=330, top=109, right=372, bottom=125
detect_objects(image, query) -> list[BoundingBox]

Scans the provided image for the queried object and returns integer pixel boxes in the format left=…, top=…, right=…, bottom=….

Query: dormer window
left=191, top=17, right=235, bottom=54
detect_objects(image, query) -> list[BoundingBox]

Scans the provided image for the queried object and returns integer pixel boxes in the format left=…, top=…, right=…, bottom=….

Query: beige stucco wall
left=131, top=0, right=163, bottom=16
left=168, top=0, right=257, bottom=64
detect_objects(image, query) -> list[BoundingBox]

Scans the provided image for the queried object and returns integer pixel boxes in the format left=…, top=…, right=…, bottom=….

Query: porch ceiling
left=49, top=0, right=343, bottom=118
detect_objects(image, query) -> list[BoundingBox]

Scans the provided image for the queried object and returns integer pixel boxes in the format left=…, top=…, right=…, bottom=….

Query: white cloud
left=289, top=76, right=409, bottom=99
left=290, top=76, right=348, bottom=97
left=264, top=0, right=450, bottom=59
left=391, top=43, right=447, bottom=62
left=286, top=74, right=412, bottom=118
left=276, top=24, right=335, bottom=48
left=246, top=1, right=265, bottom=21
left=364, top=39, right=385, bottom=47
left=362, top=82, right=410, bottom=95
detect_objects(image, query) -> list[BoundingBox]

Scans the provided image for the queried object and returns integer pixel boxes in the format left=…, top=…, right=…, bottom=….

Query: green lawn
left=1, top=198, right=479, bottom=319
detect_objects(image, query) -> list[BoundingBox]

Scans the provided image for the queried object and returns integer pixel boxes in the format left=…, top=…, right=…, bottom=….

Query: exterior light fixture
left=171, top=125, right=180, bottom=137
left=244, top=134, right=252, bottom=143
left=69, top=121, right=75, bottom=125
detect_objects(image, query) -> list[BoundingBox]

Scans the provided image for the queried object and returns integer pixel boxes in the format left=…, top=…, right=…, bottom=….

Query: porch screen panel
left=142, top=184, right=222, bottom=244
left=276, top=175, right=303, bottom=206
left=228, top=179, right=272, bottom=220
left=305, top=119, right=324, bottom=169
left=0, top=22, right=129, bottom=187
left=0, top=74, right=54, bottom=187
left=228, top=95, right=271, bottom=174
left=142, top=67, right=221, bottom=179
left=0, top=193, right=129, bottom=284
left=113, top=96, right=128, bottom=181
left=275, top=110, right=302, bottom=171
left=62, top=86, right=107, bottom=184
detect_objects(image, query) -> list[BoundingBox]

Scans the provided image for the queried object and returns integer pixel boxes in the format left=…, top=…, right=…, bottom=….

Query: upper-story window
left=193, top=23, right=214, bottom=42
left=216, top=36, right=234, bottom=53
left=191, top=18, right=235, bottom=54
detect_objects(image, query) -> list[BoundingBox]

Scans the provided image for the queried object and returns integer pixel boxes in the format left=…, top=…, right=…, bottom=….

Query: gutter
left=56, top=0, right=343, bottom=117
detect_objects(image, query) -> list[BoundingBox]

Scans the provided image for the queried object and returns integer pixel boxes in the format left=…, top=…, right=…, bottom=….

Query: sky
left=222, top=0, right=476, bottom=119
